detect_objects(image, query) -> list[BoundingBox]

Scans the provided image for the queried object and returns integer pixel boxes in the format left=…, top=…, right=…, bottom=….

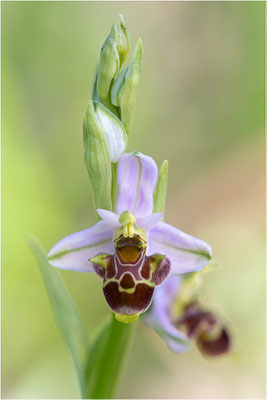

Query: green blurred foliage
left=2, top=2, right=265, bottom=399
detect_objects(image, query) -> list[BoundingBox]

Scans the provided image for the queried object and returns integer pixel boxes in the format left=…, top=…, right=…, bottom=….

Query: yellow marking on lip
left=118, top=286, right=136, bottom=294
left=89, top=253, right=109, bottom=268
left=149, top=253, right=166, bottom=273
left=115, top=313, right=139, bottom=324
left=103, top=276, right=155, bottom=288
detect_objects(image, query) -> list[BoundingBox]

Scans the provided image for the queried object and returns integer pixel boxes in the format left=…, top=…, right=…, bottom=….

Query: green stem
left=87, top=314, right=137, bottom=399
left=111, top=162, right=118, bottom=212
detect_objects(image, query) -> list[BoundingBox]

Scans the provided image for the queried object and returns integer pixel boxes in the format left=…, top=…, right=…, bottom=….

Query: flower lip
left=176, top=302, right=231, bottom=357
left=197, top=326, right=230, bottom=357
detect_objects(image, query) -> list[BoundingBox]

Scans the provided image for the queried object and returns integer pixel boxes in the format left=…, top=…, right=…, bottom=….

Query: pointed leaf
left=28, top=236, right=89, bottom=397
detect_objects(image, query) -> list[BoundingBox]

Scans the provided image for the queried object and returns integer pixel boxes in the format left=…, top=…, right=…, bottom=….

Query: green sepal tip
left=153, top=159, right=168, bottom=214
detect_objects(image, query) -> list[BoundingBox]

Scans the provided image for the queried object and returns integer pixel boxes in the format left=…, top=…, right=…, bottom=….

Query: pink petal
left=97, top=209, right=121, bottom=229
left=136, top=212, right=164, bottom=231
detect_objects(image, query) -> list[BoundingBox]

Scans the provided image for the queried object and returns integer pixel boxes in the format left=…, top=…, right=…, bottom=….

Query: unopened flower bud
left=111, top=38, right=143, bottom=133
left=93, top=101, right=128, bottom=163
left=83, top=100, right=112, bottom=212
left=97, top=23, right=120, bottom=104
left=117, top=14, right=131, bottom=66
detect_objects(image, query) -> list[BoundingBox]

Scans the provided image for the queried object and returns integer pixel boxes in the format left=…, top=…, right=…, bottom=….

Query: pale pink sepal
left=116, top=152, right=158, bottom=218
left=148, top=222, right=212, bottom=274
left=48, top=221, right=114, bottom=272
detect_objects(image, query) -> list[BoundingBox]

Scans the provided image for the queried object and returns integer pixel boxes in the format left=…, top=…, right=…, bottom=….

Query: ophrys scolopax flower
left=48, top=152, right=212, bottom=323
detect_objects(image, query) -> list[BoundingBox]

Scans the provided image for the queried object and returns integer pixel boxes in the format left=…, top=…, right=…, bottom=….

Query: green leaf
left=153, top=159, right=168, bottom=213
left=27, top=236, right=89, bottom=398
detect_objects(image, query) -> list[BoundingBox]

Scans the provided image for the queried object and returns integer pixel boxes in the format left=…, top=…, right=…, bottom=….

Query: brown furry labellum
left=90, top=234, right=170, bottom=320
left=176, top=303, right=231, bottom=356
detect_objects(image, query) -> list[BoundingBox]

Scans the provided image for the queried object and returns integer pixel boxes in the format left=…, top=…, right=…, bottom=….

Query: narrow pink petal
left=136, top=212, right=163, bottom=231
left=97, top=209, right=121, bottom=229
left=148, top=222, right=212, bottom=274
left=116, top=152, right=158, bottom=218
left=48, top=221, right=114, bottom=272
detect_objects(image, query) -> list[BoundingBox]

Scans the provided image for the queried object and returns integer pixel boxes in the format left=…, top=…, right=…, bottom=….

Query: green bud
left=110, top=38, right=143, bottom=133
left=93, top=101, right=128, bottom=163
left=92, top=71, right=101, bottom=102
left=97, top=23, right=120, bottom=104
left=110, top=67, right=127, bottom=107
left=117, top=14, right=131, bottom=66
left=83, top=101, right=112, bottom=213
left=153, top=160, right=168, bottom=213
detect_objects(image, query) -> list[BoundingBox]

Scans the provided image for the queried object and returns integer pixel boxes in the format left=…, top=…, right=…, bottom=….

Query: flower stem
left=111, top=162, right=118, bottom=212
left=87, top=314, right=137, bottom=399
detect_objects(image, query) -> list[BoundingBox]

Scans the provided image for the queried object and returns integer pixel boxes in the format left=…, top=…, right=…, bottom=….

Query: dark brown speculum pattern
left=92, top=235, right=170, bottom=316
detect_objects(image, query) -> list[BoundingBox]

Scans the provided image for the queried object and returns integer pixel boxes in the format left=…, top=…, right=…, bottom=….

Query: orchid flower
left=48, top=151, right=212, bottom=323
left=145, top=275, right=231, bottom=356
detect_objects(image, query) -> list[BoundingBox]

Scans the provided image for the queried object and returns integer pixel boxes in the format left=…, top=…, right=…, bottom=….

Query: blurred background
left=2, top=2, right=265, bottom=398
